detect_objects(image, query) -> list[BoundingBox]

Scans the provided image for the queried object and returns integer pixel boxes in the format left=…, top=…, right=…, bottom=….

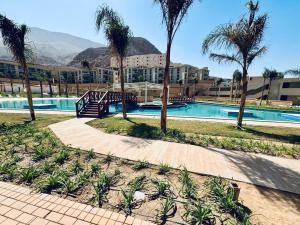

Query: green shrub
left=53, top=148, right=70, bottom=164
left=179, top=167, right=198, bottom=199
left=155, top=197, right=176, bottom=224
left=71, top=158, right=83, bottom=175
left=18, top=165, right=40, bottom=184
left=150, top=179, right=174, bottom=200
left=116, top=189, right=138, bottom=215
left=183, top=200, right=215, bottom=225
left=158, top=163, right=171, bottom=175
left=128, top=174, right=146, bottom=192
left=86, top=149, right=96, bottom=161
left=132, top=160, right=149, bottom=171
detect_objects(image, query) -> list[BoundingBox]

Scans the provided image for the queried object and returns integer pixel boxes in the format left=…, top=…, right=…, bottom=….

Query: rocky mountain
left=0, top=27, right=103, bottom=65
left=69, top=37, right=161, bottom=67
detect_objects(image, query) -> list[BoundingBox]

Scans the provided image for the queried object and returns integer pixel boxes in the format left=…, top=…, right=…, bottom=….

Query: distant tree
left=178, top=79, right=183, bottom=96
left=81, top=60, right=92, bottom=90
left=233, top=70, right=242, bottom=102
left=193, top=77, right=199, bottom=96
left=35, top=72, right=47, bottom=98
left=265, top=69, right=284, bottom=103
left=215, top=78, right=223, bottom=97
left=202, top=0, right=268, bottom=129
left=154, top=0, right=196, bottom=132
left=46, top=72, right=53, bottom=97
left=259, top=68, right=270, bottom=105
left=96, top=5, right=132, bottom=119
left=0, top=14, right=35, bottom=120
left=285, top=69, right=300, bottom=77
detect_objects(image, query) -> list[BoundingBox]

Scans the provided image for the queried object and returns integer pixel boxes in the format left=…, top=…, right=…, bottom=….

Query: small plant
left=118, top=158, right=130, bottom=165
left=92, top=172, right=113, bottom=207
left=90, top=161, right=101, bottom=176
left=132, top=160, right=149, bottom=171
left=35, top=171, right=64, bottom=193
left=128, top=174, right=146, bottom=192
left=75, top=171, right=91, bottom=186
left=40, top=161, right=56, bottom=174
left=53, top=148, right=70, bottom=164
left=116, top=189, right=138, bottom=215
left=59, top=177, right=79, bottom=195
left=32, top=146, right=52, bottom=161
left=150, top=179, right=174, bottom=200
left=155, top=197, right=176, bottom=224
left=71, top=158, right=83, bottom=174
left=102, top=152, right=114, bottom=165
left=158, top=163, right=171, bottom=175
left=74, top=148, right=81, bottom=157
left=183, top=200, right=215, bottom=225
left=86, top=149, right=96, bottom=161
left=18, top=165, right=39, bottom=184
left=179, top=167, right=198, bottom=199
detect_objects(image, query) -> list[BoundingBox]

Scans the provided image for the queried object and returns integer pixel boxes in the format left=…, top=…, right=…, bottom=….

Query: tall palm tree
left=47, top=71, right=53, bottom=97
left=154, top=0, right=196, bottom=132
left=285, top=69, right=300, bottom=77
left=215, top=78, right=223, bottom=97
left=233, top=70, right=242, bottom=102
left=202, top=0, right=267, bottom=129
left=259, top=68, right=270, bottom=105
left=81, top=60, right=92, bottom=90
left=178, top=79, right=183, bottom=96
left=193, top=77, right=199, bottom=96
left=0, top=14, right=35, bottom=120
left=265, top=69, right=284, bottom=103
left=96, top=5, right=132, bottom=119
left=35, top=72, right=47, bottom=98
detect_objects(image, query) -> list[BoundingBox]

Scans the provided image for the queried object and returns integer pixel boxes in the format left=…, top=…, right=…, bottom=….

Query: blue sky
left=1, top=0, right=300, bottom=78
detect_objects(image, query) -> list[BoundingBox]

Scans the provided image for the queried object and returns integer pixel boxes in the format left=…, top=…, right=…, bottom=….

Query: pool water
left=0, top=98, right=300, bottom=122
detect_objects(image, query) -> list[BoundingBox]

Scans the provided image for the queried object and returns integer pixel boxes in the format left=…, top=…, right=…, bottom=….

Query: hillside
left=0, top=27, right=103, bottom=65
left=69, top=37, right=161, bottom=67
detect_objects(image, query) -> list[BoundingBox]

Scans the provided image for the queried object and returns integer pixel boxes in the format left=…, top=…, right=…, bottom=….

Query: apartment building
left=0, top=60, right=116, bottom=85
left=111, top=54, right=166, bottom=68
left=208, top=76, right=300, bottom=104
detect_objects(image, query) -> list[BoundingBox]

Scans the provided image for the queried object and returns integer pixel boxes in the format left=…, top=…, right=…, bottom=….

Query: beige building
left=208, top=76, right=300, bottom=105
left=111, top=54, right=166, bottom=68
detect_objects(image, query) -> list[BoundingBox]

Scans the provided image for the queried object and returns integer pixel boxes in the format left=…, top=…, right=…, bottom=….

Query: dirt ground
left=237, top=181, right=300, bottom=225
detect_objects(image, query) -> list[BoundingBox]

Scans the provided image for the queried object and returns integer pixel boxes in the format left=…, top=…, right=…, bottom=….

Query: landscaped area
left=88, top=117, right=300, bottom=159
left=0, top=113, right=300, bottom=225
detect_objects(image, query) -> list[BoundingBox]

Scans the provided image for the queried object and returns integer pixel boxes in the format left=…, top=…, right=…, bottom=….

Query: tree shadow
left=245, top=127, right=300, bottom=144
left=210, top=147, right=300, bottom=211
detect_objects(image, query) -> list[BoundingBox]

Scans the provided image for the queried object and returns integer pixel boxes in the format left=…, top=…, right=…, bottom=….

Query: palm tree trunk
left=230, top=79, right=234, bottom=101
left=48, top=80, right=53, bottom=97
left=65, top=80, right=68, bottom=98
left=23, top=62, right=35, bottom=121
left=266, top=79, right=272, bottom=104
left=120, top=57, right=127, bottom=119
left=161, top=39, right=171, bottom=132
left=237, top=68, right=248, bottom=129
left=259, top=78, right=266, bottom=106
left=10, top=78, right=14, bottom=94
left=234, top=81, right=238, bottom=102
left=76, top=75, right=79, bottom=97
left=58, top=75, right=61, bottom=96
left=39, top=80, right=43, bottom=98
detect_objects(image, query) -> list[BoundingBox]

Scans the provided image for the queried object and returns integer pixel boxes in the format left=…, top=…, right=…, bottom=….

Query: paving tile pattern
left=49, top=118, right=300, bottom=195
left=0, top=182, right=152, bottom=225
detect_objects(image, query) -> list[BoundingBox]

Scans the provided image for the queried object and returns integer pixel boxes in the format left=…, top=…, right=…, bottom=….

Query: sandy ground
left=237, top=181, right=300, bottom=225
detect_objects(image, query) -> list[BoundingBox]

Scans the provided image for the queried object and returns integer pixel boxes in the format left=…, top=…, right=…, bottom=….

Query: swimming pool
left=0, top=98, right=300, bottom=122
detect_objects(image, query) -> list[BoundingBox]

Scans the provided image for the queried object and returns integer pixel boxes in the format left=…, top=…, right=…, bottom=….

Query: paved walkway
left=49, top=118, right=300, bottom=195
left=0, top=182, right=151, bottom=225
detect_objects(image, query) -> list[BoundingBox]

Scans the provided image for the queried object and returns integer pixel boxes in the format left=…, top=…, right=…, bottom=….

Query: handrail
left=97, top=91, right=109, bottom=104
left=76, top=90, right=89, bottom=104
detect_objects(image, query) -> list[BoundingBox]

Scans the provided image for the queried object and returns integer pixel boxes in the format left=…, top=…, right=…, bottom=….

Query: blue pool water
left=0, top=98, right=300, bottom=122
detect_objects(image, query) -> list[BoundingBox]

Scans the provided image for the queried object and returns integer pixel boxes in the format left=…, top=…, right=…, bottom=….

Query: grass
left=88, top=117, right=300, bottom=158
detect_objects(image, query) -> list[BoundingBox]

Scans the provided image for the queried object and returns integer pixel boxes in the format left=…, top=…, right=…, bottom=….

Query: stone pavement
left=0, top=181, right=152, bottom=225
left=49, top=118, right=300, bottom=195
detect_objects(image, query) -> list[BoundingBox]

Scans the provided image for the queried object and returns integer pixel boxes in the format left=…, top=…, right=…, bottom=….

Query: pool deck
left=2, top=109, right=300, bottom=128
left=49, top=118, right=300, bottom=195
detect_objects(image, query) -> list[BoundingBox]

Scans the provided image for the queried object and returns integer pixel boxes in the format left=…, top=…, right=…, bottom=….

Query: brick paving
left=0, top=182, right=153, bottom=225
left=49, top=118, right=300, bottom=195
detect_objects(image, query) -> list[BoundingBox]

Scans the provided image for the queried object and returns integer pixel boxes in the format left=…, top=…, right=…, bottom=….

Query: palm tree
left=215, top=78, right=223, bottom=97
left=233, top=70, right=242, bottom=102
left=202, top=0, right=267, bottom=129
left=265, top=69, right=284, bottom=104
left=193, top=77, right=199, bottom=96
left=35, top=72, right=47, bottom=98
left=47, top=72, right=53, bottom=97
left=96, top=5, right=132, bottom=119
left=0, top=15, right=35, bottom=120
left=285, top=69, right=300, bottom=77
left=259, top=68, right=270, bottom=105
left=81, top=60, right=92, bottom=90
left=154, top=0, right=196, bottom=132
left=178, top=79, right=183, bottom=96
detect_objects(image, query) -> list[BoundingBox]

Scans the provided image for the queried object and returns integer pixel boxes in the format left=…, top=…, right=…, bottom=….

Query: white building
left=111, top=54, right=166, bottom=68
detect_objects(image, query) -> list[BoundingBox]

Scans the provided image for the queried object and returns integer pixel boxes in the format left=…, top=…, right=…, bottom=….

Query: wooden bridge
left=76, top=91, right=137, bottom=118
left=169, top=96, right=195, bottom=104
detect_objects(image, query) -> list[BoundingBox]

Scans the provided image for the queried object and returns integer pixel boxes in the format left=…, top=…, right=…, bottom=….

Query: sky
left=1, top=0, right=300, bottom=78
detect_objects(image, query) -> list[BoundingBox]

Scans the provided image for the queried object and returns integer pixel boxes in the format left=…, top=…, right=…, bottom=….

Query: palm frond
left=284, top=69, right=300, bottom=77
left=247, top=46, right=267, bottom=67
left=209, top=53, right=242, bottom=66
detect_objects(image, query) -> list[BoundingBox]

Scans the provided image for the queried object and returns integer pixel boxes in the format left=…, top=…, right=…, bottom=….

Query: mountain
left=0, top=27, right=104, bottom=65
left=69, top=37, right=161, bottom=67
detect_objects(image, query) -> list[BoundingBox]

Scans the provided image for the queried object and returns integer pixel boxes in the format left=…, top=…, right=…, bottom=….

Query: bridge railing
left=75, top=91, right=90, bottom=117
